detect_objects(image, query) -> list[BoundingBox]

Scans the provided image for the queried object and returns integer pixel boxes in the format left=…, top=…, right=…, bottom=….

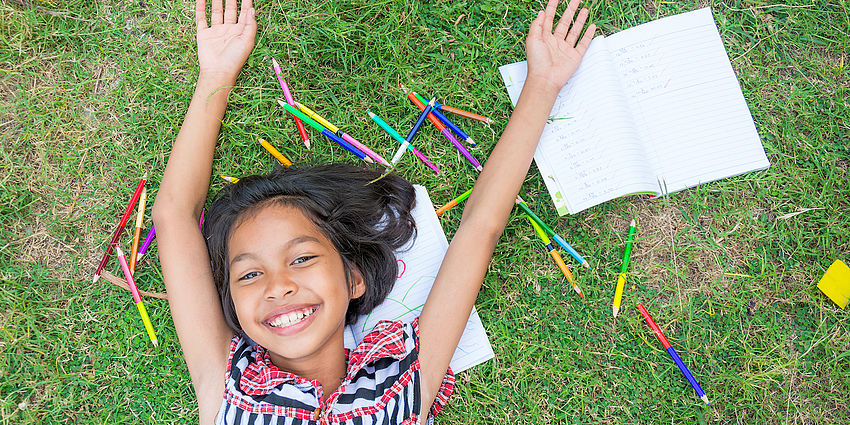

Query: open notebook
left=499, top=8, right=769, bottom=215
left=343, top=185, right=494, bottom=373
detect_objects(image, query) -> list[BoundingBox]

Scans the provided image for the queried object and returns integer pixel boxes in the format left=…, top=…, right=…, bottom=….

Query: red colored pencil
left=92, top=173, right=147, bottom=283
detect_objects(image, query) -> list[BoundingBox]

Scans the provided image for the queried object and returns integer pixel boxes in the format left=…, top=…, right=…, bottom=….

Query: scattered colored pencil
left=515, top=197, right=591, bottom=269
left=220, top=175, right=240, bottom=183
left=137, top=225, right=156, bottom=261
left=407, top=93, right=482, bottom=171
left=295, top=102, right=389, bottom=166
left=405, top=98, right=436, bottom=146
left=278, top=100, right=373, bottom=164
left=432, top=99, right=492, bottom=124
left=413, top=93, right=476, bottom=146
left=258, top=138, right=293, bottom=167
left=271, top=58, right=310, bottom=149
left=613, top=218, right=636, bottom=318
left=637, top=304, right=710, bottom=406
left=367, top=110, right=440, bottom=174
left=129, top=186, right=147, bottom=275
left=116, top=247, right=158, bottom=346
left=527, top=216, right=583, bottom=297
left=92, top=173, right=147, bottom=284
left=435, top=187, right=473, bottom=215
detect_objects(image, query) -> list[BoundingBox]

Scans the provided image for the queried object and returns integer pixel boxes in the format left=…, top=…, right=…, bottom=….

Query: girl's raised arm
left=415, top=0, right=595, bottom=417
left=150, top=0, right=256, bottom=421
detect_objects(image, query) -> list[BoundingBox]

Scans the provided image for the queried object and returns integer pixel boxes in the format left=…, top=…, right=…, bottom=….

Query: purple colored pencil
left=441, top=128, right=482, bottom=171
left=137, top=225, right=156, bottom=258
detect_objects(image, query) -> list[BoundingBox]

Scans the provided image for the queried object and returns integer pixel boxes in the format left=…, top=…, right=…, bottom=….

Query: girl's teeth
left=270, top=308, right=314, bottom=328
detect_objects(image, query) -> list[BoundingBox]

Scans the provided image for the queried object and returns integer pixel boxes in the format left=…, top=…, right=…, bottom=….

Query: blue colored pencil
left=405, top=98, right=436, bottom=144
left=638, top=304, right=711, bottom=406
left=415, top=94, right=476, bottom=146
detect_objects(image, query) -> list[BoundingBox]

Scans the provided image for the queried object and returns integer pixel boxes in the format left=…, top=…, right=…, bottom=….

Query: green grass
left=1, top=0, right=848, bottom=423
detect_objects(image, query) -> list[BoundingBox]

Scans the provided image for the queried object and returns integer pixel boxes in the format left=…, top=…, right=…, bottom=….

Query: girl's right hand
left=525, top=0, right=596, bottom=95
left=195, top=0, right=257, bottom=86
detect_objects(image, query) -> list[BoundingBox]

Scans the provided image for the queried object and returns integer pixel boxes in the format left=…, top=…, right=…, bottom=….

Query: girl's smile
left=263, top=304, right=320, bottom=336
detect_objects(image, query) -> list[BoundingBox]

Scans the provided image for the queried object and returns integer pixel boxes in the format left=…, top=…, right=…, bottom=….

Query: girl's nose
left=263, top=271, right=298, bottom=300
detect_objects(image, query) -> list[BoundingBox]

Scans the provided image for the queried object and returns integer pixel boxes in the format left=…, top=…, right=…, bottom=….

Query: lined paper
left=499, top=8, right=768, bottom=214
left=606, top=7, right=768, bottom=193
left=500, top=42, right=657, bottom=214
left=344, top=185, right=494, bottom=373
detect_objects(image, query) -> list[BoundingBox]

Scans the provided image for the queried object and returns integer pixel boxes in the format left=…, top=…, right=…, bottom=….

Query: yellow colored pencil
left=527, top=216, right=583, bottom=297
left=613, top=219, right=636, bottom=318
left=220, top=175, right=240, bottom=183
left=258, top=139, right=293, bottom=167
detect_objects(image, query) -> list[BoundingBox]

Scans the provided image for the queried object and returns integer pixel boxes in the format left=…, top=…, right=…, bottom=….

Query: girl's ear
left=349, top=267, right=366, bottom=300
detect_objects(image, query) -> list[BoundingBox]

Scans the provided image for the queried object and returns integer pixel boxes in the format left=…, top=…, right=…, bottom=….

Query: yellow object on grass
left=817, top=260, right=850, bottom=309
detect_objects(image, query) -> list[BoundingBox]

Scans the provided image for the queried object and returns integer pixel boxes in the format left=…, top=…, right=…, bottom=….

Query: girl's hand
left=525, top=0, right=596, bottom=94
left=195, top=0, right=257, bottom=86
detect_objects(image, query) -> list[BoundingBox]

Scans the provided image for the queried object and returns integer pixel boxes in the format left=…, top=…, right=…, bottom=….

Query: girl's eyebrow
left=229, top=236, right=322, bottom=267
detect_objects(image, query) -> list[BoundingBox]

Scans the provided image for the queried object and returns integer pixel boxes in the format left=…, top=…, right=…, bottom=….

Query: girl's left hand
left=195, top=0, right=257, bottom=86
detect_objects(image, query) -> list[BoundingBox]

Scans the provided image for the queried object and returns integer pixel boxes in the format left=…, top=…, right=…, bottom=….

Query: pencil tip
left=583, top=261, right=591, bottom=269
left=116, top=246, right=124, bottom=256
left=467, top=137, right=476, bottom=146
left=630, top=218, right=636, bottom=227
left=475, top=166, right=483, bottom=172
left=701, top=395, right=710, bottom=405
left=277, top=99, right=286, bottom=107
left=613, top=307, right=619, bottom=318
left=92, top=274, right=100, bottom=283
left=365, top=157, right=374, bottom=164
left=153, top=339, right=159, bottom=347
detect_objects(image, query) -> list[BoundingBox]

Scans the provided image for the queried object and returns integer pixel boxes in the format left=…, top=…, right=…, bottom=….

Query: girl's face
left=227, top=204, right=364, bottom=366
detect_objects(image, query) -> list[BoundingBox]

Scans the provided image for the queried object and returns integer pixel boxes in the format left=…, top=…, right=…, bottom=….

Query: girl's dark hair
left=203, top=164, right=417, bottom=332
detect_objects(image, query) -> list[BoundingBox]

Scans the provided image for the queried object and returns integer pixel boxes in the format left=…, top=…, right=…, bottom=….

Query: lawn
left=0, top=0, right=848, bottom=423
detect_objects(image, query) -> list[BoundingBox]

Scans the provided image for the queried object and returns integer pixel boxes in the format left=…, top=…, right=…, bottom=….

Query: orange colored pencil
left=129, top=186, right=147, bottom=274
left=439, top=103, right=492, bottom=124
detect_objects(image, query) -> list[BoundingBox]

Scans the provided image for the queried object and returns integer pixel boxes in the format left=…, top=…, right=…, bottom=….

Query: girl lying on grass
left=152, top=0, right=595, bottom=423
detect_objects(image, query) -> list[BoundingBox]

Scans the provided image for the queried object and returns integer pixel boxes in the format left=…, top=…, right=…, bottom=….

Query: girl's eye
left=239, top=271, right=261, bottom=281
left=292, top=256, right=316, bottom=265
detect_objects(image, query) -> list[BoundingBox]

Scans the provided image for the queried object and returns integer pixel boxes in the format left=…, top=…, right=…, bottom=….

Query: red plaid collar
left=238, top=320, right=412, bottom=396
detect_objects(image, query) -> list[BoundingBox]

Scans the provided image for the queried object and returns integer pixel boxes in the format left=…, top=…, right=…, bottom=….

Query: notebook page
left=606, top=8, right=769, bottom=193
left=499, top=38, right=658, bottom=215
left=345, top=185, right=494, bottom=373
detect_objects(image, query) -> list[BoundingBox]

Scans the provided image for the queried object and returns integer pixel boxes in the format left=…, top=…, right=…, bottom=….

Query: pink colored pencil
left=272, top=58, right=310, bottom=150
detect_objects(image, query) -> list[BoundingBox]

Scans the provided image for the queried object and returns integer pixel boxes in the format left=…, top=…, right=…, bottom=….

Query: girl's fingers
left=224, top=0, right=237, bottom=23
left=243, top=8, right=257, bottom=38
left=529, top=10, right=545, bottom=40
left=239, top=0, right=253, bottom=20
left=195, top=0, right=207, bottom=30
left=542, top=0, right=558, bottom=35
left=576, top=23, right=596, bottom=53
left=553, top=4, right=576, bottom=39
left=565, top=8, right=589, bottom=47
left=210, top=0, right=224, bottom=25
